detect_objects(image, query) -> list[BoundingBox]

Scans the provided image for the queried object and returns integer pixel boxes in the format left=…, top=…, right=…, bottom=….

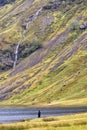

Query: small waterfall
left=35, top=7, right=42, bottom=16
left=13, top=8, right=42, bottom=69
left=22, top=31, right=25, bottom=40
left=13, top=31, right=25, bottom=69
left=26, top=21, right=31, bottom=29
left=13, top=41, right=20, bottom=69
left=26, top=7, right=42, bottom=29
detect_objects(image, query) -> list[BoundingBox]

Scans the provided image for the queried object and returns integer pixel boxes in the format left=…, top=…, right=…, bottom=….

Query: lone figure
left=38, top=110, right=41, bottom=118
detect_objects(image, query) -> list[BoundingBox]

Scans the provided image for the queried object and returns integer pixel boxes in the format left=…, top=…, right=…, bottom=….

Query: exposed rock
left=18, top=42, right=42, bottom=59
left=0, top=0, right=15, bottom=6
left=43, top=5, right=52, bottom=10
left=0, top=48, right=14, bottom=71
left=80, top=22, right=87, bottom=30
left=43, top=1, right=59, bottom=10
left=22, top=24, right=27, bottom=30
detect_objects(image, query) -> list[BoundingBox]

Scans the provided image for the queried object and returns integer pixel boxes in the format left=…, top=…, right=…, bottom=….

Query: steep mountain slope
left=0, top=0, right=87, bottom=106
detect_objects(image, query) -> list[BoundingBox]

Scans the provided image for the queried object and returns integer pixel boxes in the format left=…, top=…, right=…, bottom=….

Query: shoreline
left=0, top=104, right=87, bottom=108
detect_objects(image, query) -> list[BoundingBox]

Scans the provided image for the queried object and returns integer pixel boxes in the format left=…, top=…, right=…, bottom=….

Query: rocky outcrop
left=0, top=42, right=42, bottom=71
left=43, top=1, right=60, bottom=10
left=80, top=22, right=87, bottom=30
left=0, top=49, right=14, bottom=71
left=0, top=0, right=15, bottom=6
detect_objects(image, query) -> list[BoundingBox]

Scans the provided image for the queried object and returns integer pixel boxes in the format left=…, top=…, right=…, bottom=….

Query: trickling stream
left=13, top=41, right=20, bottom=68
left=26, top=7, right=42, bottom=29
left=13, top=8, right=42, bottom=69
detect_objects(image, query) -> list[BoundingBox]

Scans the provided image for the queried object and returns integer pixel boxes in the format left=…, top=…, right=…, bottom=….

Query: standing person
left=38, top=110, right=41, bottom=118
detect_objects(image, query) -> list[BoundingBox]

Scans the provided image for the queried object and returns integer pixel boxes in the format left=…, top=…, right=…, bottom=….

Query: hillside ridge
left=0, top=0, right=87, bottom=106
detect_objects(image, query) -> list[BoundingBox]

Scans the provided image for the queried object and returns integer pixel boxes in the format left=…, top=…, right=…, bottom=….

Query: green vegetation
left=0, top=113, right=87, bottom=130
left=0, top=0, right=87, bottom=107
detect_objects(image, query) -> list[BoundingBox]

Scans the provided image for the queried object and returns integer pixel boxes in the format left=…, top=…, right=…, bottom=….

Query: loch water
left=0, top=107, right=87, bottom=123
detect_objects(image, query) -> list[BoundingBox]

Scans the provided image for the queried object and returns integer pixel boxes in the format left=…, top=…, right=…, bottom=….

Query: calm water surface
left=0, top=107, right=87, bottom=123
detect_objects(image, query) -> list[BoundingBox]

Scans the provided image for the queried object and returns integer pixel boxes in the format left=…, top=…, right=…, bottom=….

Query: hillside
left=0, top=0, right=87, bottom=106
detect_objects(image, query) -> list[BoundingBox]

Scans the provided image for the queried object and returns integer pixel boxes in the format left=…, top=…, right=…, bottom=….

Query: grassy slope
left=0, top=0, right=87, bottom=106
left=0, top=113, right=87, bottom=130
